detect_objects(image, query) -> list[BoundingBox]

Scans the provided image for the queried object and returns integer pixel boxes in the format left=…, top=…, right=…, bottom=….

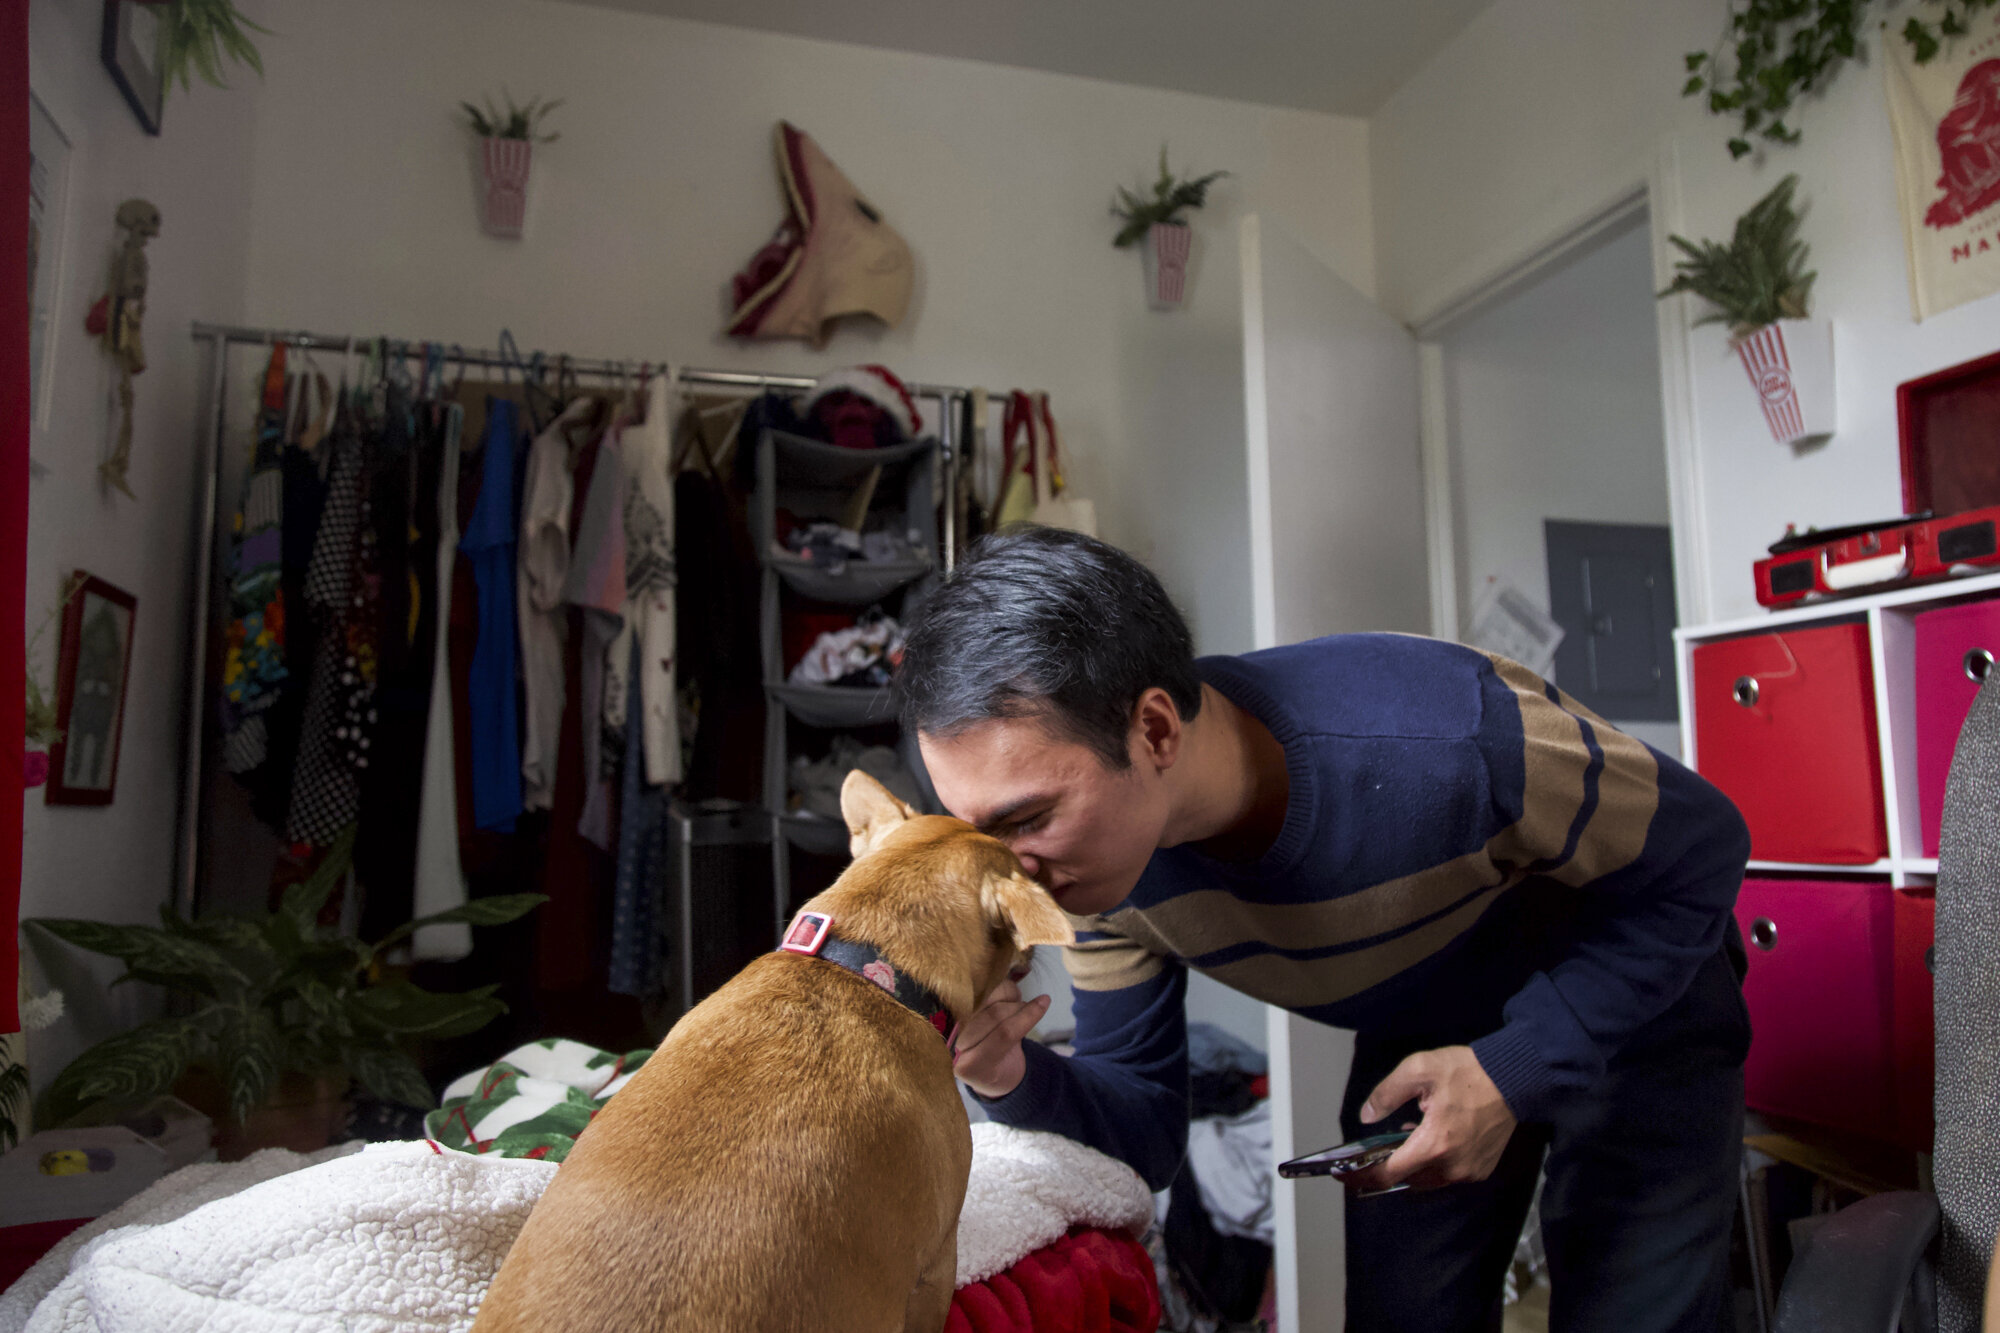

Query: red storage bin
left=1735, top=877, right=1896, bottom=1139
left=1692, top=623, right=1886, bottom=863
left=1891, top=888, right=1936, bottom=1151
left=1914, top=598, right=2000, bottom=856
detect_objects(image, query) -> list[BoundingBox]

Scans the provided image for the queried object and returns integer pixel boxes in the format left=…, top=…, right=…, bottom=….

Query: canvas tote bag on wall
left=1885, top=10, right=2000, bottom=320
left=995, top=390, right=1097, bottom=536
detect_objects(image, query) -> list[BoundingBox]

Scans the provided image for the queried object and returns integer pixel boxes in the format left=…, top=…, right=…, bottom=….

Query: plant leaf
left=344, top=1045, right=434, bottom=1109
left=214, top=1006, right=283, bottom=1122
left=349, top=981, right=507, bottom=1039
left=280, top=825, right=356, bottom=935
left=39, top=1014, right=208, bottom=1126
left=372, top=893, right=546, bottom=952
left=28, top=917, right=249, bottom=991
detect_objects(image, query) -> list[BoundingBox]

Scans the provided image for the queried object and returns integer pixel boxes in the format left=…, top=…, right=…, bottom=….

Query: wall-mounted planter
left=1142, top=222, right=1193, bottom=310
left=479, top=137, right=533, bottom=238
left=1737, top=318, right=1835, bottom=446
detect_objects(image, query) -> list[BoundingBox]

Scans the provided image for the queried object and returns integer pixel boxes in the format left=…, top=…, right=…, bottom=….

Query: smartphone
left=1277, top=1129, right=1414, bottom=1179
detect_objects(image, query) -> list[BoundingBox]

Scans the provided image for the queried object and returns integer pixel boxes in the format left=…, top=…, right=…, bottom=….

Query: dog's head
left=817, top=771, right=1073, bottom=1021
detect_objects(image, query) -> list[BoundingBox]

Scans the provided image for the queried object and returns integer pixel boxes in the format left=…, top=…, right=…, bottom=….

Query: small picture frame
left=100, top=0, right=164, bottom=137
left=46, top=574, right=138, bottom=807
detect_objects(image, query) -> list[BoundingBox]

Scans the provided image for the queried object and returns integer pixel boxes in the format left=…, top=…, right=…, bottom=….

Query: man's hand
left=1344, top=1045, right=1516, bottom=1193
left=951, top=979, right=1052, bottom=1099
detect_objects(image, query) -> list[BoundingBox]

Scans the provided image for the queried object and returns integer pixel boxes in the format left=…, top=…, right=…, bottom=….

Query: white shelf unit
left=1675, top=569, right=2000, bottom=889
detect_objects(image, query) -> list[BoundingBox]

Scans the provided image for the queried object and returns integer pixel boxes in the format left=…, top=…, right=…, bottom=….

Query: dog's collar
left=778, top=911, right=954, bottom=1044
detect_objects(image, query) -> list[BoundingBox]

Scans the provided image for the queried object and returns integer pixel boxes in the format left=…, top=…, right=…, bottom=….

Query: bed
left=0, top=1040, right=1160, bottom=1333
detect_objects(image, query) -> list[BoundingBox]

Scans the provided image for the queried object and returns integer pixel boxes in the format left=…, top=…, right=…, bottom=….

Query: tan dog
left=472, top=771, right=1073, bottom=1333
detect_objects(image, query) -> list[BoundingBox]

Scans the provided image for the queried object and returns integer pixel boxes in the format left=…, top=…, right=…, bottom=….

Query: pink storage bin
left=1914, top=598, right=2000, bottom=856
left=1735, top=877, right=1896, bottom=1141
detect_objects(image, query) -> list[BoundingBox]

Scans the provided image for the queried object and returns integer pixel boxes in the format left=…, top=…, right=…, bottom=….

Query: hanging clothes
left=285, top=413, right=376, bottom=849
left=518, top=396, right=598, bottom=811
left=609, top=634, right=672, bottom=997
left=412, top=400, right=471, bottom=961
left=621, top=374, right=683, bottom=788
left=459, top=397, right=525, bottom=834
left=251, top=398, right=331, bottom=830
left=563, top=404, right=632, bottom=851
left=531, top=425, right=614, bottom=995
left=356, top=393, right=444, bottom=944
left=219, top=345, right=292, bottom=776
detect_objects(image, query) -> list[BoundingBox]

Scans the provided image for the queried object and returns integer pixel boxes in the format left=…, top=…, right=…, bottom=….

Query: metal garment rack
left=177, top=320, right=998, bottom=918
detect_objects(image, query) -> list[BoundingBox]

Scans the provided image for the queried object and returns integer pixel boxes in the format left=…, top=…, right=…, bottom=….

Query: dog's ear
left=980, top=871, right=1076, bottom=948
left=843, top=770, right=918, bottom=858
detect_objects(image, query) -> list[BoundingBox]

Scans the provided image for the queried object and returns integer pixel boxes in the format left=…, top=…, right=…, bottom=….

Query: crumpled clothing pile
left=787, top=611, right=905, bottom=688
left=781, top=521, right=918, bottom=574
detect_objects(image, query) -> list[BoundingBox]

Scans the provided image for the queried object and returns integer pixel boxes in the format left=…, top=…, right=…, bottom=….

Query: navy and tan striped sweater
left=980, top=633, right=1751, bottom=1190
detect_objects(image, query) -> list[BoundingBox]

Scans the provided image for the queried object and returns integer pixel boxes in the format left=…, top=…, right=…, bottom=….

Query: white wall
left=22, top=0, right=257, bottom=1095
left=228, top=0, right=1379, bottom=1070
left=1440, top=218, right=1671, bottom=633
left=232, top=0, right=1375, bottom=609
left=25, top=0, right=1376, bottom=1087
left=1372, top=0, right=2000, bottom=626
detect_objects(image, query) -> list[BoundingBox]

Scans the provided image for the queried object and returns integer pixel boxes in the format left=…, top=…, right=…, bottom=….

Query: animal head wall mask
left=726, top=122, right=915, bottom=348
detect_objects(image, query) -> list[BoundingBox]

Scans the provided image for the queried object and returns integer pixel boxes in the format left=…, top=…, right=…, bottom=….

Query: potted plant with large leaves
left=1658, top=173, right=1832, bottom=446
left=1111, top=148, right=1228, bottom=311
left=26, top=830, right=544, bottom=1159
left=460, top=91, right=562, bottom=238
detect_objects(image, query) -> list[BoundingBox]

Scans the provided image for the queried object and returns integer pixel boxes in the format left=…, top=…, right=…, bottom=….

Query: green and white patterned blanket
left=424, top=1039, right=653, bottom=1161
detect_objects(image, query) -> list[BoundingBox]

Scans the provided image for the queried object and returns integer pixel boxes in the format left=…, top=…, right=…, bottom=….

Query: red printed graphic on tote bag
left=1927, top=60, right=2000, bottom=228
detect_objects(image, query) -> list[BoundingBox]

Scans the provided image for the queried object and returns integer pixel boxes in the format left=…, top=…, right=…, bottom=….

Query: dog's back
left=473, top=953, right=970, bottom=1333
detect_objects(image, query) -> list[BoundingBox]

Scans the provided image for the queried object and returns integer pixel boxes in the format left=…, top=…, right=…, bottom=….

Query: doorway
left=1429, top=209, right=1682, bottom=757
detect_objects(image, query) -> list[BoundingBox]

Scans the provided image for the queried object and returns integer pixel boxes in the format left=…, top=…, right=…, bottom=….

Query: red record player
left=1755, top=508, right=2000, bottom=607
left=1753, top=348, right=2000, bottom=609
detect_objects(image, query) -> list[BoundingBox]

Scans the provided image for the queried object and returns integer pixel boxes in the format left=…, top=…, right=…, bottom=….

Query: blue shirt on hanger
left=460, top=396, right=524, bottom=833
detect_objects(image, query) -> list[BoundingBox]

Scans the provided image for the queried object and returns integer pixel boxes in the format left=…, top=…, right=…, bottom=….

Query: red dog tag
left=780, top=911, right=833, bottom=956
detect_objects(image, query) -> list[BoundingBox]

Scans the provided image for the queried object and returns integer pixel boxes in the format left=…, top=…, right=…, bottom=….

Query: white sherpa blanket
left=2, top=1124, right=1150, bottom=1332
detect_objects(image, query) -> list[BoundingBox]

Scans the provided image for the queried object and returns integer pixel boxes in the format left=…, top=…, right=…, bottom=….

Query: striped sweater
left=980, top=633, right=1751, bottom=1190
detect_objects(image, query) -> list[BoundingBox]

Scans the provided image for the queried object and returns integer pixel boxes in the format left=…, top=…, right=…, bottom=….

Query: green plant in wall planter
left=461, top=91, right=562, bottom=239
left=25, top=828, right=545, bottom=1147
left=1659, top=174, right=1834, bottom=445
left=143, top=0, right=270, bottom=93
left=22, top=574, right=84, bottom=790
left=1684, top=0, right=1995, bottom=158
left=1111, top=147, right=1228, bottom=312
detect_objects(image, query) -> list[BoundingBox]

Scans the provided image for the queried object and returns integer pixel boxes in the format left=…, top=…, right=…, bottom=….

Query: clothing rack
left=178, top=319, right=1002, bottom=912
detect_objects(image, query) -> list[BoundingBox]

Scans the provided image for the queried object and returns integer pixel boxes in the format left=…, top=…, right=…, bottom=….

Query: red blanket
left=947, top=1226, right=1160, bottom=1333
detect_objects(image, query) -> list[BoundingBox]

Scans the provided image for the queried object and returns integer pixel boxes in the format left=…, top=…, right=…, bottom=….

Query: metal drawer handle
left=1750, top=917, right=1778, bottom=952
left=1733, top=676, right=1760, bottom=708
left=1965, top=647, right=1994, bottom=684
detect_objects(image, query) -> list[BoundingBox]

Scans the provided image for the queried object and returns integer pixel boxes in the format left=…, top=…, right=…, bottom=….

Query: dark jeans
left=1340, top=941, right=1751, bottom=1333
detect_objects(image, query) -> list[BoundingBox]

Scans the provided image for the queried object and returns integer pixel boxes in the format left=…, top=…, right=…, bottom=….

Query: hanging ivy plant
left=143, top=0, right=270, bottom=95
left=1686, top=0, right=1999, bottom=158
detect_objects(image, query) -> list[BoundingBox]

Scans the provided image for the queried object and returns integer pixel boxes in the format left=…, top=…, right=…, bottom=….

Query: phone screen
left=1276, top=1129, right=1414, bottom=1179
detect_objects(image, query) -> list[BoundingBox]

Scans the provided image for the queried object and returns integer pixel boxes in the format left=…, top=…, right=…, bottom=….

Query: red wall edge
left=4, top=0, right=33, bottom=1032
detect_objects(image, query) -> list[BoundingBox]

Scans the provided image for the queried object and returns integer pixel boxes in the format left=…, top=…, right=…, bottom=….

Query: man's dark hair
left=896, top=526, right=1202, bottom=769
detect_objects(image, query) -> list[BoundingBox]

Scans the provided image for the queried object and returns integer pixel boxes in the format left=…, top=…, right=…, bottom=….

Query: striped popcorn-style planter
left=1142, top=222, right=1194, bottom=310
left=1736, top=318, right=1835, bottom=445
left=479, top=137, right=534, bottom=238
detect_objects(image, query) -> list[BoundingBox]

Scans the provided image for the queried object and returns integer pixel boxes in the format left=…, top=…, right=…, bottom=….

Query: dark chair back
left=1935, top=671, right=2000, bottom=1331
